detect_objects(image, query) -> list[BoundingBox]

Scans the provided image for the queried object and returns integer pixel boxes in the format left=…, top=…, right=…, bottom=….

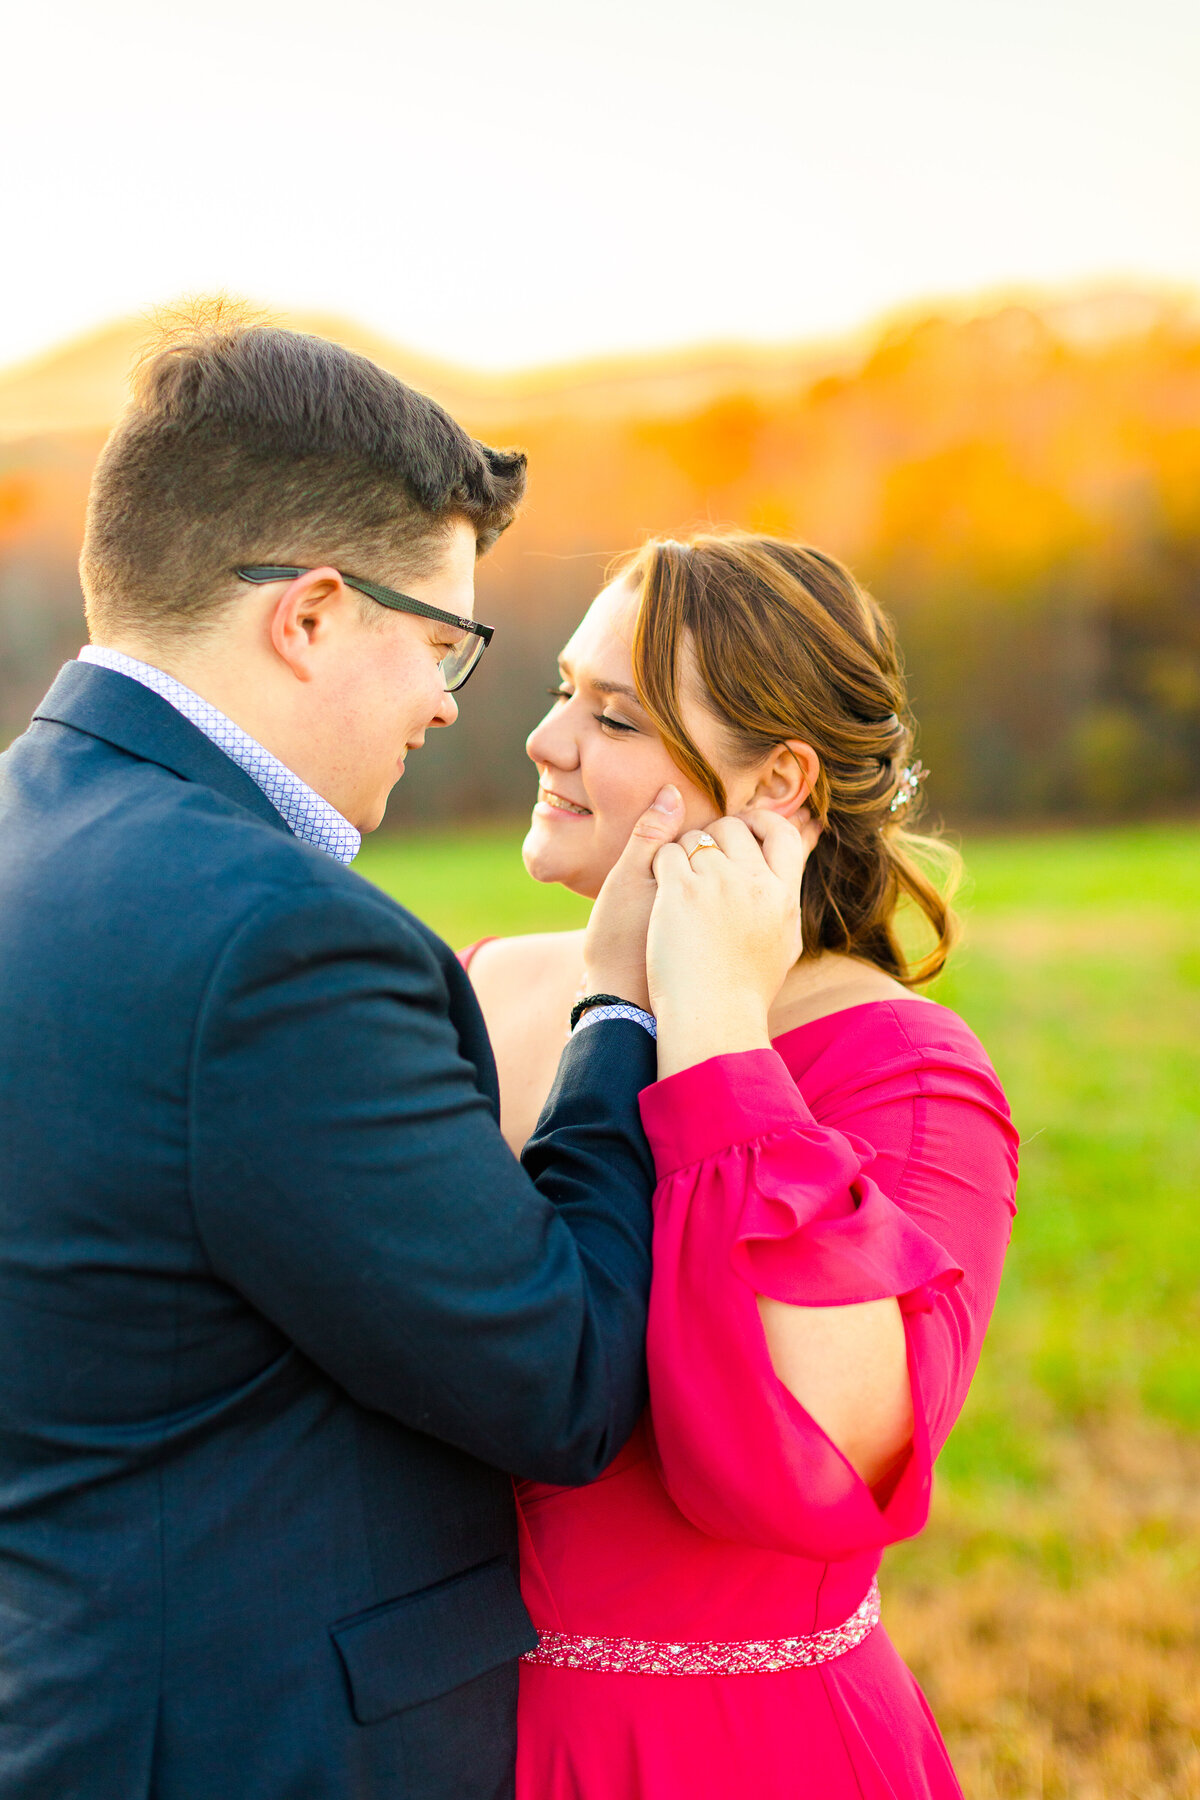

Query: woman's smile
left=536, top=783, right=593, bottom=818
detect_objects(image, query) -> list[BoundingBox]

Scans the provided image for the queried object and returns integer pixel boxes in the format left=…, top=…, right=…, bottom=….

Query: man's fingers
left=621, top=785, right=684, bottom=861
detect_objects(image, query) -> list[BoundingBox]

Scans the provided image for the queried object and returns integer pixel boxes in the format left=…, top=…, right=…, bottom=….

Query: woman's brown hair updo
left=622, top=531, right=959, bottom=986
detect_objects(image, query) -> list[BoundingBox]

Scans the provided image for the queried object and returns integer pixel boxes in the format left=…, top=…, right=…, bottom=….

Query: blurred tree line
left=1, top=293, right=1197, bottom=827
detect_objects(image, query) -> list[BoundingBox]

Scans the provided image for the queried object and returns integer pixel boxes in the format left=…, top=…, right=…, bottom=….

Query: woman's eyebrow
left=591, top=678, right=642, bottom=702
left=557, top=657, right=645, bottom=706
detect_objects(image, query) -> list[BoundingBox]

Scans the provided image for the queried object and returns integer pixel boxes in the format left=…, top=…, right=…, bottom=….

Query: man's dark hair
left=81, top=306, right=527, bottom=641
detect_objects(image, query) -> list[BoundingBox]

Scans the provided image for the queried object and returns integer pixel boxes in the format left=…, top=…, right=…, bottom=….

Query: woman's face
left=523, top=577, right=754, bottom=899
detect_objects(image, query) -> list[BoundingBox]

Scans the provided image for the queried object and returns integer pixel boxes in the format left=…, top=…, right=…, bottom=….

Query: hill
left=1, top=286, right=1197, bottom=825
left=0, top=308, right=849, bottom=444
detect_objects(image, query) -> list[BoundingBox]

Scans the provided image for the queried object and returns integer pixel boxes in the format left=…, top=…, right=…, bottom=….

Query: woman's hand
left=580, top=785, right=686, bottom=1011
left=648, top=808, right=821, bottom=1079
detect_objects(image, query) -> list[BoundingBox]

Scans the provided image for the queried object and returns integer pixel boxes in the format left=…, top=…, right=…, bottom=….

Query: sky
left=1, top=0, right=1196, bottom=374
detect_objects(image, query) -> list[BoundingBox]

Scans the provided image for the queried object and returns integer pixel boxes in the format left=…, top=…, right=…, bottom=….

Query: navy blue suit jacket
left=0, top=662, right=657, bottom=1799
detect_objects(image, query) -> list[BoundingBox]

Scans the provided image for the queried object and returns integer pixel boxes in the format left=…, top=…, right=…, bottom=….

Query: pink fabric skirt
left=517, top=1623, right=962, bottom=1799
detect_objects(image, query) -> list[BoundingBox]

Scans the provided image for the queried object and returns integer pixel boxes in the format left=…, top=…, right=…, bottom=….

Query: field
left=357, top=822, right=1200, bottom=1800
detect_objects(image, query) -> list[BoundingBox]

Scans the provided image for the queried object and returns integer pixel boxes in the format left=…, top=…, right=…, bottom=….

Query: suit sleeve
left=188, top=880, right=656, bottom=1486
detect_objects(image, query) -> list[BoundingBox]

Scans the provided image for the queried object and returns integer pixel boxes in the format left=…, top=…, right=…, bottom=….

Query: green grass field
left=356, top=821, right=1200, bottom=1797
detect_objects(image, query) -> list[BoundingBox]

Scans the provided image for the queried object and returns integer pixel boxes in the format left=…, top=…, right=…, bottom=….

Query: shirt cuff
left=575, top=1002, right=657, bottom=1039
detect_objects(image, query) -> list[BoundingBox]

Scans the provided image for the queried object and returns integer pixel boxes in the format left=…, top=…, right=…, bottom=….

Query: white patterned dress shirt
left=77, top=646, right=361, bottom=865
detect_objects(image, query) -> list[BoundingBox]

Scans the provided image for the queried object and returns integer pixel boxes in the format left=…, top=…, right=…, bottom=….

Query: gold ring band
left=685, top=833, right=720, bottom=865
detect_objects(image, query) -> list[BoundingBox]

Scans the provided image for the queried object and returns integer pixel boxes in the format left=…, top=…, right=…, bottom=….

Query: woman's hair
left=620, top=531, right=958, bottom=985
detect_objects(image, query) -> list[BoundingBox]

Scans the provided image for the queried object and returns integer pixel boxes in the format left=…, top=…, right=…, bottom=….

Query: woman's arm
left=646, top=810, right=915, bottom=1489
left=638, top=1034, right=1017, bottom=1559
left=757, top=1294, right=913, bottom=1490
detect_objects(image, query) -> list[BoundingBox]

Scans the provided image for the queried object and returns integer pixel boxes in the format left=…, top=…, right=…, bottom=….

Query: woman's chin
left=521, top=828, right=604, bottom=900
left=521, top=826, right=566, bottom=888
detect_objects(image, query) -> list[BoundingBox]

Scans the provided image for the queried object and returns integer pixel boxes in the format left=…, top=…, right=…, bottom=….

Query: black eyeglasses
left=234, top=565, right=494, bottom=693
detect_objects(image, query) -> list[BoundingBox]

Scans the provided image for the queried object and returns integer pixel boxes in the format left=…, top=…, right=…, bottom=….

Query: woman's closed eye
left=547, top=683, right=639, bottom=734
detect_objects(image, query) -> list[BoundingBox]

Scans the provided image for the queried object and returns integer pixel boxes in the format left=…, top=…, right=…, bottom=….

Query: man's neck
left=89, top=637, right=322, bottom=794
left=92, top=635, right=282, bottom=746
left=93, top=635, right=221, bottom=698
left=86, top=628, right=371, bottom=838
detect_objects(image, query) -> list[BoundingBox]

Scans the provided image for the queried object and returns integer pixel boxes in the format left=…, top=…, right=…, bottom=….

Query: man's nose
left=432, top=688, right=459, bottom=729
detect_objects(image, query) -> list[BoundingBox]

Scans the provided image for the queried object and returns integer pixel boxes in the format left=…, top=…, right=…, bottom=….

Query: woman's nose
left=526, top=705, right=578, bottom=768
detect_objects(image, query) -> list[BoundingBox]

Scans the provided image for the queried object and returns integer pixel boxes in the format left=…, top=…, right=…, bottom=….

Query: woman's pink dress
left=465, top=953, right=1018, bottom=1798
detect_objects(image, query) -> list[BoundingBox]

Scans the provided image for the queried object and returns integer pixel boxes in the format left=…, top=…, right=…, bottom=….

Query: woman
left=464, top=533, right=1019, bottom=1798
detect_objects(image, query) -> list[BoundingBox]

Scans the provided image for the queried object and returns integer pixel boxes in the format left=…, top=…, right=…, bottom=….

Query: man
left=0, top=317, right=681, bottom=1798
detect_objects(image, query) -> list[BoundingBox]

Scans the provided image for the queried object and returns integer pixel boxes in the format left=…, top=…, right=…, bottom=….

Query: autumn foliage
left=1, top=290, right=1197, bottom=825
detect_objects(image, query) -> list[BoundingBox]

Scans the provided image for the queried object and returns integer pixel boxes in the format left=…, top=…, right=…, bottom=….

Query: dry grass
left=886, top=1418, right=1200, bottom=1799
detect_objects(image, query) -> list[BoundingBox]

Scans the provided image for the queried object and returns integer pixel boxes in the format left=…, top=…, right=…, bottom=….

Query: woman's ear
left=748, top=740, right=819, bottom=819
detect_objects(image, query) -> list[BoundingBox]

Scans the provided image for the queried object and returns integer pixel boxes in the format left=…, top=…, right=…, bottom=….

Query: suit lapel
left=33, top=660, right=294, bottom=838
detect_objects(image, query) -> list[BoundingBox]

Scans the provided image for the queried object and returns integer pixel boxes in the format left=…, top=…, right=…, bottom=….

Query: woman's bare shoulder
left=769, top=956, right=936, bottom=1037
left=466, top=929, right=586, bottom=1007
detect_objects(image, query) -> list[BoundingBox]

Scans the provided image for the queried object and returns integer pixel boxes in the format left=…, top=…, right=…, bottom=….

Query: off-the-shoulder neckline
left=770, top=994, right=949, bottom=1047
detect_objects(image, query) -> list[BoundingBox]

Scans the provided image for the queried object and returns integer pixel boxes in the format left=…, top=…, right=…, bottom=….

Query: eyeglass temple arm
left=236, top=566, right=489, bottom=641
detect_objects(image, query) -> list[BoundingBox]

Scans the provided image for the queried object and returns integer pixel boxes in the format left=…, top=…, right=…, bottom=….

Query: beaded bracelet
left=569, top=992, right=657, bottom=1038
left=574, top=1003, right=658, bottom=1040
left=569, top=992, right=628, bottom=1030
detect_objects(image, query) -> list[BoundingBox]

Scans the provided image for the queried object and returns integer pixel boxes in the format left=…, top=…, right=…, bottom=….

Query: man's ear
left=268, top=567, right=348, bottom=681
left=748, top=740, right=819, bottom=819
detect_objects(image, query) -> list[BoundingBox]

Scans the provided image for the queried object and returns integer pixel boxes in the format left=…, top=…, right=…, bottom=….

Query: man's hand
left=581, top=786, right=686, bottom=1011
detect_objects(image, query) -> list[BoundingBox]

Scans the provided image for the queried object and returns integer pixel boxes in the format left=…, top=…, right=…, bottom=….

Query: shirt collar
left=76, top=647, right=361, bottom=865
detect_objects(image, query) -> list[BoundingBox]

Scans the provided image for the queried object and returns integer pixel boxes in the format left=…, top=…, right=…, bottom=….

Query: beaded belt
left=521, top=1579, right=880, bottom=1676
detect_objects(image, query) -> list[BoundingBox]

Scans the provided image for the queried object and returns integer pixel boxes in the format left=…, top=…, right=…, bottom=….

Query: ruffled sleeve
left=638, top=1013, right=1018, bottom=1561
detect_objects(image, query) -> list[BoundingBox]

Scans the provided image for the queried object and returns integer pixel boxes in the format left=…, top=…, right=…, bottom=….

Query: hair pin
left=889, top=760, right=928, bottom=813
